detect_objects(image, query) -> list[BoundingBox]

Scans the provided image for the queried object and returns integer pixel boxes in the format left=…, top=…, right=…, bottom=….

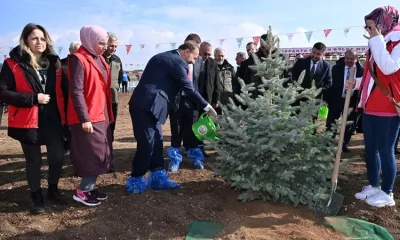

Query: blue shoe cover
left=167, top=147, right=183, bottom=173
left=148, top=169, right=180, bottom=190
left=125, top=176, right=148, bottom=194
left=187, top=148, right=204, bottom=169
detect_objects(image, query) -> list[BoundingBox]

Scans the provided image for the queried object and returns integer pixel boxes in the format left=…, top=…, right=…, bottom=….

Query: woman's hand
left=82, top=122, right=94, bottom=133
left=37, top=93, right=50, bottom=104
left=364, top=25, right=381, bottom=40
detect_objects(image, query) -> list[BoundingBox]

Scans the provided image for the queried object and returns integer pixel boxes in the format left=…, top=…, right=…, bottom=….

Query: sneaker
left=89, top=189, right=107, bottom=201
left=187, top=148, right=204, bottom=170
left=47, top=185, right=67, bottom=205
left=30, top=190, right=45, bottom=215
left=125, top=176, right=148, bottom=194
left=355, top=185, right=381, bottom=200
left=73, top=189, right=101, bottom=206
left=167, top=147, right=183, bottom=173
left=148, top=169, right=180, bottom=190
left=365, top=190, right=396, bottom=207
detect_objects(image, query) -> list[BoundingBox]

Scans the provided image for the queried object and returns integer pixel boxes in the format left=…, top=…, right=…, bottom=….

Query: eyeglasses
left=203, top=53, right=211, bottom=56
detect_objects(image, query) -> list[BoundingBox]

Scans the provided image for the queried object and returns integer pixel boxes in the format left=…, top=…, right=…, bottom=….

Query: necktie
left=342, top=67, right=350, bottom=97
left=310, top=63, right=316, bottom=82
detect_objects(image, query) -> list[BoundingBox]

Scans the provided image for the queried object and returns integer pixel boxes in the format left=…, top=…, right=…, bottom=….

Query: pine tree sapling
left=212, top=26, right=337, bottom=208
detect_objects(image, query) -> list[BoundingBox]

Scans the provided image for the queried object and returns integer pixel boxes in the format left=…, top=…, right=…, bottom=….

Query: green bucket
left=192, top=112, right=219, bottom=141
left=319, top=105, right=329, bottom=119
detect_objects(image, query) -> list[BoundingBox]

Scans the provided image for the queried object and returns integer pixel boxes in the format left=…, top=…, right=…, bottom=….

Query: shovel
left=314, top=66, right=356, bottom=216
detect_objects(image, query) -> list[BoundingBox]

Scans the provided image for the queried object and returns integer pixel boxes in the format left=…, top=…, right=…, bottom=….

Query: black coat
left=326, top=57, right=364, bottom=109
left=0, top=46, right=69, bottom=144
left=201, top=58, right=220, bottom=105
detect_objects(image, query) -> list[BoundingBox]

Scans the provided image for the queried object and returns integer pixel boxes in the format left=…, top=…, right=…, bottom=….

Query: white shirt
left=357, top=31, right=400, bottom=107
left=342, top=66, right=358, bottom=97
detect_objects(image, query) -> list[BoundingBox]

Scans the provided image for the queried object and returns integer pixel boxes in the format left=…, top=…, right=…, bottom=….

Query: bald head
left=344, top=49, right=358, bottom=68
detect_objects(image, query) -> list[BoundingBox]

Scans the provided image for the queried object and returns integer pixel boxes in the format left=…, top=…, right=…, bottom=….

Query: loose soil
left=0, top=94, right=398, bottom=240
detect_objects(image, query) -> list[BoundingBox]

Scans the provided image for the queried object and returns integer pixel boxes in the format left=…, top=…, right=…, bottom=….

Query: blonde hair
left=19, top=23, right=57, bottom=70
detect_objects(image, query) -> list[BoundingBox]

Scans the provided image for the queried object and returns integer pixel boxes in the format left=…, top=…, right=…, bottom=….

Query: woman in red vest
left=0, top=23, right=69, bottom=214
left=67, top=26, right=114, bottom=207
left=354, top=6, right=400, bottom=207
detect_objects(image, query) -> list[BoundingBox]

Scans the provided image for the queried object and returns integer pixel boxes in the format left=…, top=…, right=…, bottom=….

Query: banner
left=280, top=46, right=368, bottom=54
left=236, top=38, right=243, bottom=48
left=219, top=39, right=225, bottom=46
left=170, top=42, right=176, bottom=49
left=252, top=36, right=260, bottom=46
left=125, top=45, right=132, bottom=54
left=324, top=29, right=332, bottom=38
left=304, top=31, right=313, bottom=42
left=344, top=28, right=350, bottom=37
left=287, top=33, right=294, bottom=42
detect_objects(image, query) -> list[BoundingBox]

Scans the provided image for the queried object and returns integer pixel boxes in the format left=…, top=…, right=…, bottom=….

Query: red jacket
left=5, top=58, right=65, bottom=128
left=67, top=47, right=114, bottom=125
left=358, top=40, right=400, bottom=114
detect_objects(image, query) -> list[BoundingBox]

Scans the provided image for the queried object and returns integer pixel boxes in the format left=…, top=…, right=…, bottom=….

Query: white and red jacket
left=357, top=26, right=400, bottom=116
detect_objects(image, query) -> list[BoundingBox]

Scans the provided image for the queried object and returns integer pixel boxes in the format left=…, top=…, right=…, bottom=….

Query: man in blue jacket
left=125, top=41, right=217, bottom=194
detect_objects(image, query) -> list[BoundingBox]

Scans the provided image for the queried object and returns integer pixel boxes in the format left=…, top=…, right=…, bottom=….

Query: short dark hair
left=313, top=42, right=326, bottom=51
left=184, top=33, right=201, bottom=44
left=178, top=41, right=199, bottom=52
left=246, top=42, right=255, bottom=47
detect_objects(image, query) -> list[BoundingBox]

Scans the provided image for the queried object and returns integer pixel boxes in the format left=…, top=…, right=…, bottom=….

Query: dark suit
left=128, top=50, right=208, bottom=177
left=201, top=58, right=220, bottom=105
left=291, top=56, right=332, bottom=102
left=169, top=56, right=203, bottom=149
left=325, top=58, right=363, bottom=145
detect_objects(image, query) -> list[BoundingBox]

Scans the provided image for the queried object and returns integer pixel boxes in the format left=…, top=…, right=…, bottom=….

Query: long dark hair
left=19, top=23, right=57, bottom=70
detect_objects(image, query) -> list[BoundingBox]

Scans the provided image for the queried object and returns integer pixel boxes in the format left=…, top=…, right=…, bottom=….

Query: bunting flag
left=155, top=44, right=160, bottom=49
left=170, top=42, right=176, bottom=49
left=57, top=46, right=63, bottom=55
left=324, top=29, right=332, bottom=38
left=304, top=31, right=313, bottom=42
left=139, top=44, right=145, bottom=50
left=344, top=28, right=350, bottom=37
left=252, top=36, right=260, bottom=46
left=219, top=39, right=225, bottom=46
left=287, top=33, right=294, bottom=42
left=125, top=44, right=132, bottom=54
left=236, top=37, right=243, bottom=48
left=4, top=55, right=7, bottom=60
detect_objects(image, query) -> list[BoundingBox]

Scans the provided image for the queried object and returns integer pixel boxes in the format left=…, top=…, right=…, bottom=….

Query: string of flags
left=0, top=25, right=364, bottom=59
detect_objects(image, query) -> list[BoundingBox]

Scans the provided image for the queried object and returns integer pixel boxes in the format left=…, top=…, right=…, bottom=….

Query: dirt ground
left=0, top=93, right=398, bottom=240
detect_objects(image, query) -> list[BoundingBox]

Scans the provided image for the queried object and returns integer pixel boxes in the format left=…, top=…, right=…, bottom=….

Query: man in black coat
left=325, top=50, right=363, bottom=152
left=291, top=42, right=332, bottom=103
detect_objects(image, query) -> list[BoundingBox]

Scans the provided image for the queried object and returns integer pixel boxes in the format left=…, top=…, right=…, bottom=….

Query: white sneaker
left=365, top=190, right=395, bottom=207
left=354, top=185, right=381, bottom=200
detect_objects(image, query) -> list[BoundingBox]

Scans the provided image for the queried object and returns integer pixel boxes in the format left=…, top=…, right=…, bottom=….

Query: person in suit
left=326, top=50, right=364, bottom=152
left=291, top=42, right=332, bottom=103
left=168, top=34, right=206, bottom=173
left=125, top=41, right=217, bottom=194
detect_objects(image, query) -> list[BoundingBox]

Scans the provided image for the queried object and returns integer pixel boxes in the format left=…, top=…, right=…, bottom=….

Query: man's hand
left=204, top=104, right=217, bottom=118
left=38, top=93, right=50, bottom=104
left=82, top=122, right=94, bottom=133
left=345, top=80, right=356, bottom=89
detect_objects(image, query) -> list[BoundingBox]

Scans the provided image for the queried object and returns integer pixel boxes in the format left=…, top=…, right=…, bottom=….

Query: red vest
left=66, top=47, right=114, bottom=125
left=358, top=40, right=400, bottom=114
left=5, top=58, right=64, bottom=128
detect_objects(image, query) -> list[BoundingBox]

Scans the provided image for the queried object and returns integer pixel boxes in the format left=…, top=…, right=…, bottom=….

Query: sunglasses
left=203, top=53, right=211, bottom=56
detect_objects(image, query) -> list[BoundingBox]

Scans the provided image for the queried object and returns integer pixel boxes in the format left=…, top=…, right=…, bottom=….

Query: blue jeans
left=363, top=114, right=400, bottom=193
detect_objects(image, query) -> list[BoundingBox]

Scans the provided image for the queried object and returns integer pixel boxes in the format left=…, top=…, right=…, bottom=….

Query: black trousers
left=326, top=98, right=360, bottom=145
left=110, top=103, right=118, bottom=142
left=169, top=99, right=200, bottom=149
left=130, top=107, right=164, bottom=177
left=21, top=129, right=65, bottom=192
left=122, top=82, right=128, bottom=93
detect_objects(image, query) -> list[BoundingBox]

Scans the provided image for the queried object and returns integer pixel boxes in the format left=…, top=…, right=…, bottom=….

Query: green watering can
left=319, top=105, right=329, bottom=119
left=192, top=112, right=219, bottom=141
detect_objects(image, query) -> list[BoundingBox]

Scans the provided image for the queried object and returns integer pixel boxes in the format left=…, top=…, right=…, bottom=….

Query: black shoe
left=30, top=190, right=45, bottom=215
left=108, top=162, right=116, bottom=173
left=47, top=184, right=67, bottom=205
left=89, top=189, right=108, bottom=201
left=342, top=145, right=351, bottom=153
